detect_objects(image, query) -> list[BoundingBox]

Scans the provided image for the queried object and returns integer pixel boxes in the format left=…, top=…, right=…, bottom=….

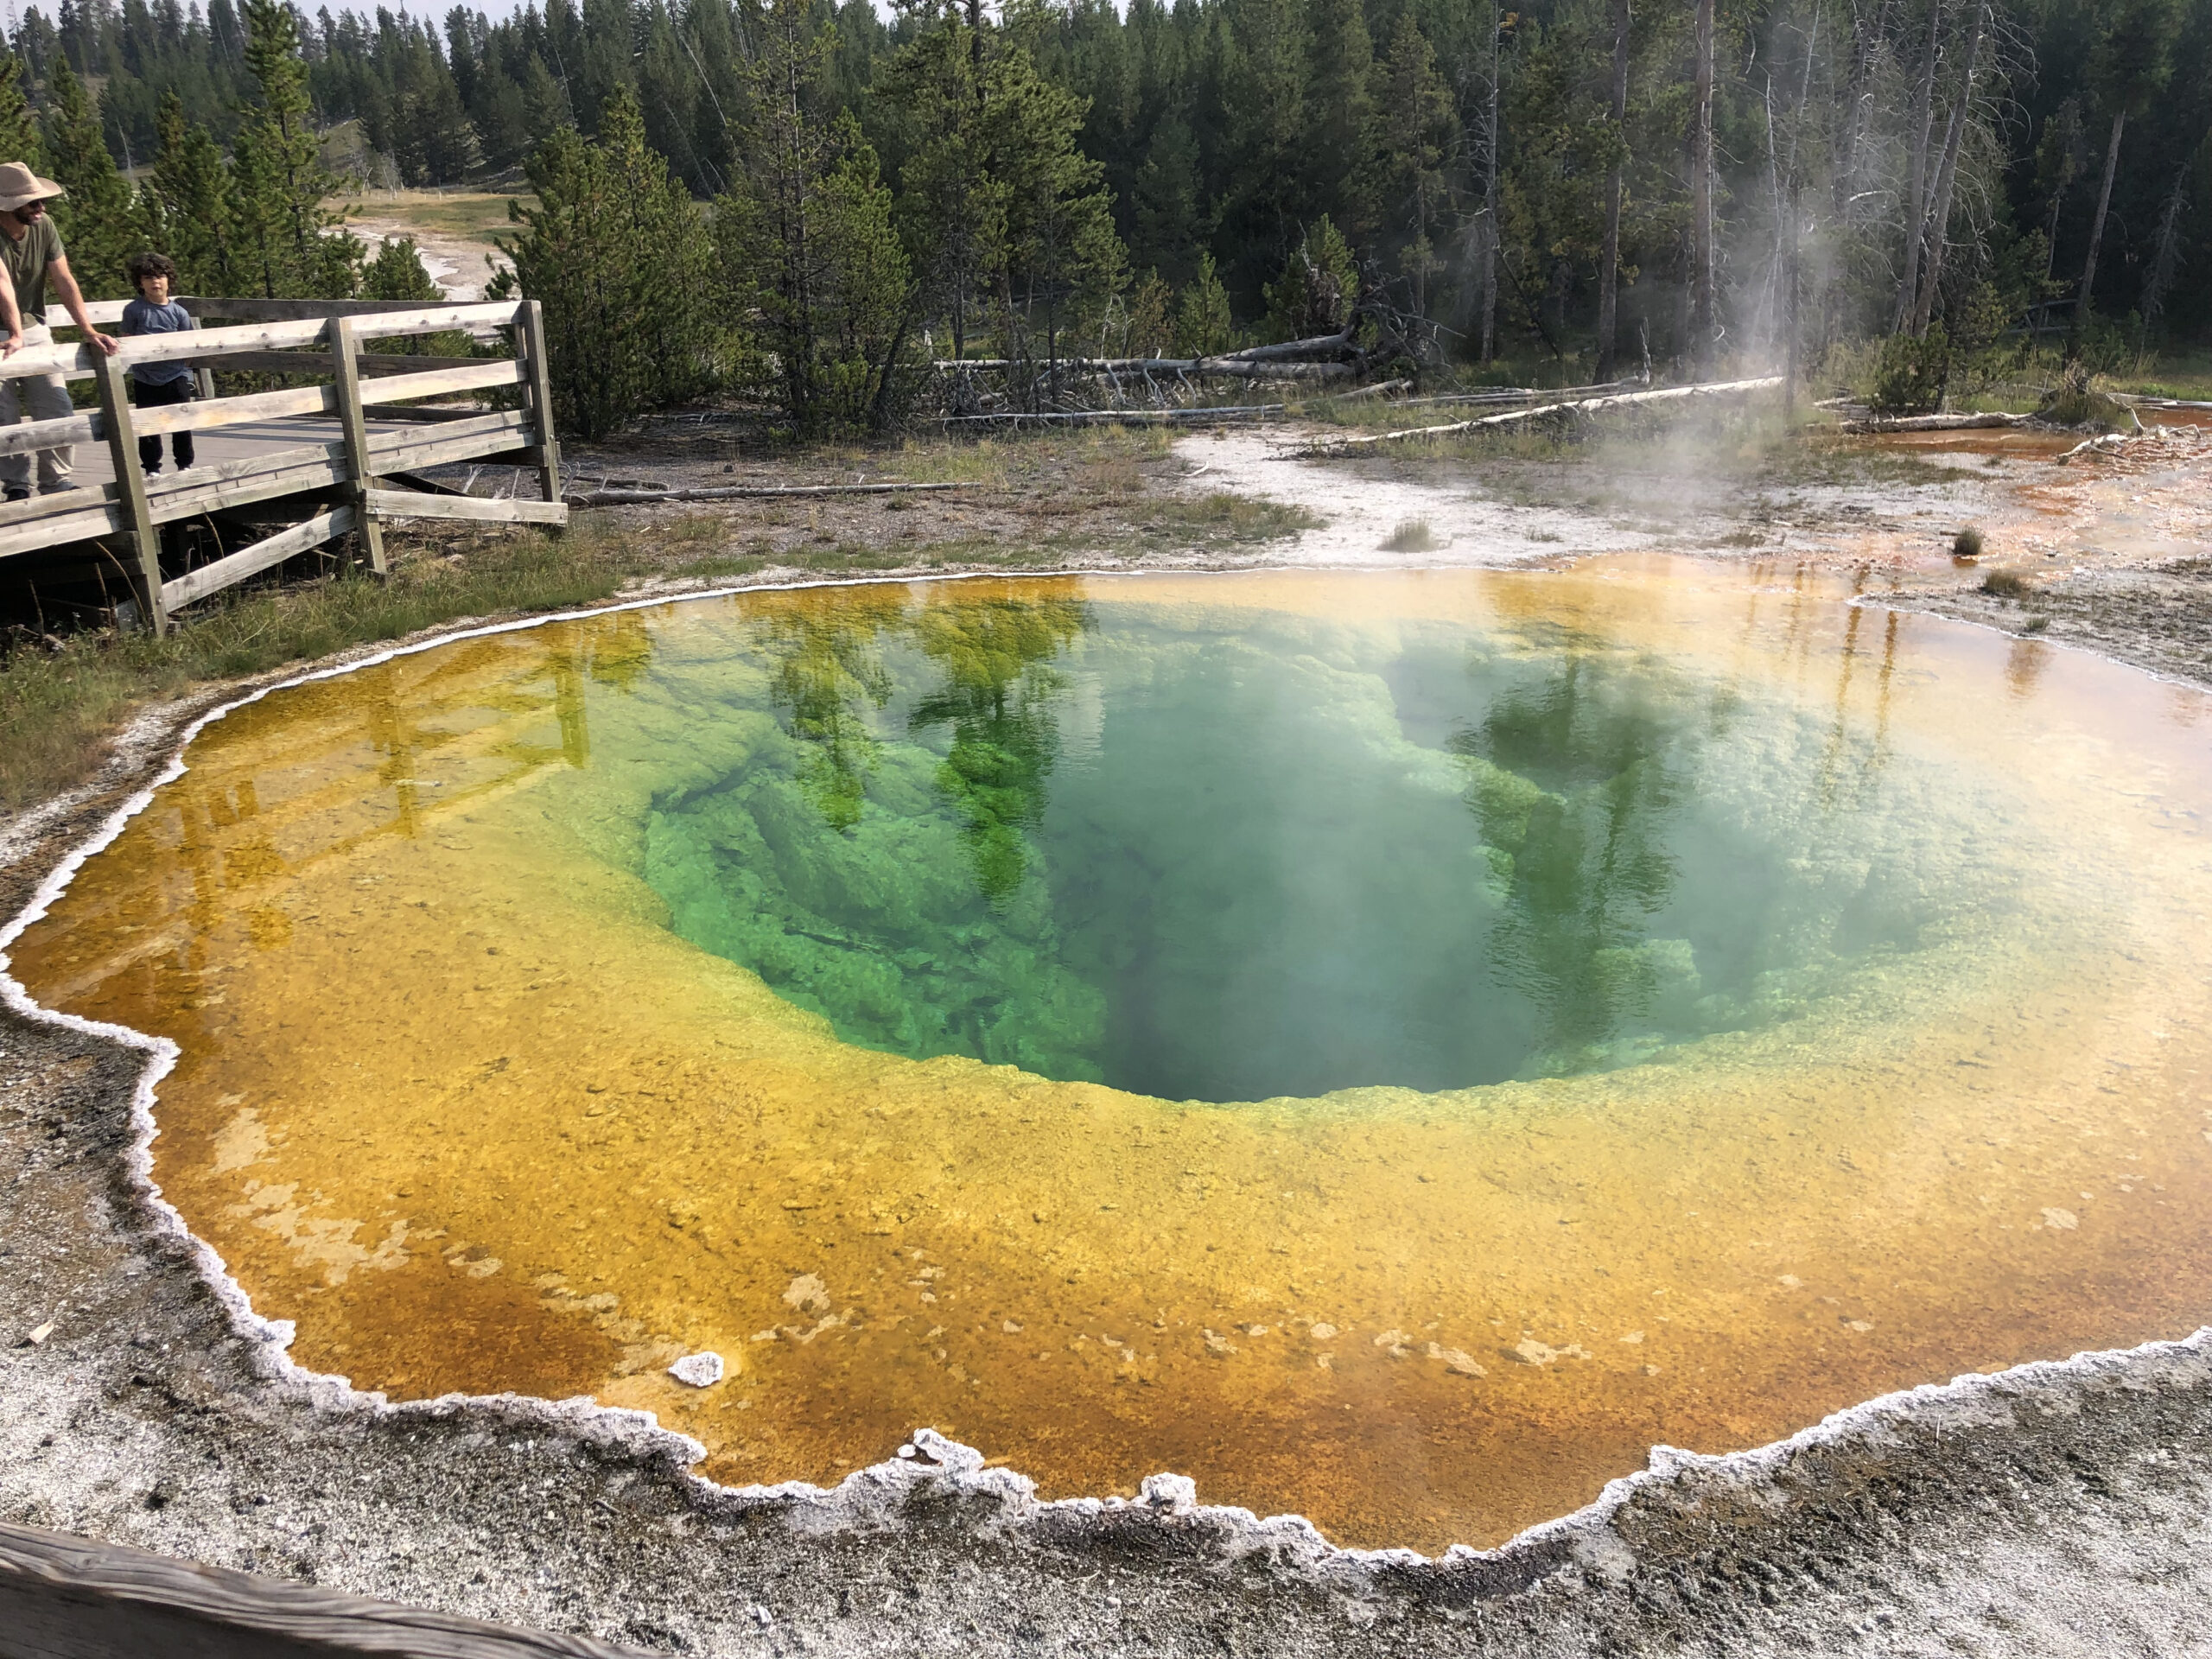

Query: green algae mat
left=12, top=563, right=2212, bottom=1551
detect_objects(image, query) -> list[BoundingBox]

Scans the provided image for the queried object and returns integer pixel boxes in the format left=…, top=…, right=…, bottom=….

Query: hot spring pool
left=12, top=562, right=2212, bottom=1551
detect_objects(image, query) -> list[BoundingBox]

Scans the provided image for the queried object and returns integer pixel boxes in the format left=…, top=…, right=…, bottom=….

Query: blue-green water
left=643, top=586, right=1936, bottom=1103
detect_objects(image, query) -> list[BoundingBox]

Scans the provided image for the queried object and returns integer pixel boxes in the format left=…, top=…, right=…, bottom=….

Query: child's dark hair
left=125, top=251, right=178, bottom=286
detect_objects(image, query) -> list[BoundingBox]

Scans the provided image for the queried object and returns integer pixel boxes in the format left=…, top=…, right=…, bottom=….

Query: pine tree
left=1373, top=15, right=1455, bottom=321
left=146, top=92, right=235, bottom=295
left=498, top=85, right=724, bottom=437
left=42, top=58, right=137, bottom=299
left=229, top=0, right=359, bottom=297
left=989, top=43, right=1125, bottom=395
left=726, top=0, right=916, bottom=433
left=1128, top=112, right=1203, bottom=283
left=1218, top=0, right=1307, bottom=298
left=0, top=48, right=47, bottom=172
left=1173, top=251, right=1235, bottom=354
left=2073, top=0, right=2180, bottom=346
left=1301, top=0, right=1374, bottom=236
left=521, top=57, right=572, bottom=146
left=1262, top=214, right=1357, bottom=340
left=883, top=4, right=1007, bottom=362
left=359, top=234, right=476, bottom=357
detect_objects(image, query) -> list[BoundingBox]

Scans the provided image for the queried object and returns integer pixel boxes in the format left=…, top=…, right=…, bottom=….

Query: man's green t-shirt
left=1, top=215, right=61, bottom=325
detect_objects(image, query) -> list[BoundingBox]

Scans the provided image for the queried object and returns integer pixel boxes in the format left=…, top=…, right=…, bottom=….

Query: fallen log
left=1299, top=377, right=1786, bottom=454
left=1384, top=379, right=1644, bottom=411
left=931, top=355, right=1352, bottom=382
left=2056, top=428, right=2164, bottom=463
left=940, top=405, right=1285, bottom=429
left=1840, top=410, right=2037, bottom=433
left=2110, top=393, right=2212, bottom=410
left=1192, top=358, right=1353, bottom=381
left=1331, top=378, right=1414, bottom=402
left=567, top=480, right=985, bottom=507
left=1208, top=327, right=1359, bottom=364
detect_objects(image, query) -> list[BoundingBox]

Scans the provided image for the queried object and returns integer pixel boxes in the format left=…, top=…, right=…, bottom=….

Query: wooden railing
left=0, top=296, right=564, bottom=632
left=0, top=1518, right=646, bottom=1656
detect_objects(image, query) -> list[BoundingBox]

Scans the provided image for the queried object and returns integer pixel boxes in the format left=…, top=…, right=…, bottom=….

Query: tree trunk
left=1910, top=0, right=1984, bottom=335
left=1689, top=0, right=1714, bottom=369
left=1824, top=0, right=1885, bottom=356
left=2071, top=108, right=2125, bottom=350
left=1596, top=0, right=1630, bottom=380
left=1895, top=0, right=1944, bottom=330
left=1833, top=0, right=1885, bottom=219
left=1784, top=175, right=1800, bottom=412
left=2042, top=101, right=2080, bottom=281
left=1782, top=6, right=1816, bottom=384
left=2140, top=137, right=2202, bottom=331
left=1478, top=0, right=1502, bottom=366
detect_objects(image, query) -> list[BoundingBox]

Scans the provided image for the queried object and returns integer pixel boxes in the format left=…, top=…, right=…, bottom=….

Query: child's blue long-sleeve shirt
left=119, top=298, right=196, bottom=387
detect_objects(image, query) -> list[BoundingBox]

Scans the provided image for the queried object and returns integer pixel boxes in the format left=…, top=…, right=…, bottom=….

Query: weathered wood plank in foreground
left=362, top=489, right=567, bottom=526
left=0, top=1519, right=650, bottom=1657
left=162, top=506, right=359, bottom=612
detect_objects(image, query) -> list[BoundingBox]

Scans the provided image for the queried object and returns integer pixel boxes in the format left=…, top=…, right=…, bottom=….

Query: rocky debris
left=667, top=1352, right=725, bottom=1388
left=1429, top=1343, right=1488, bottom=1377
left=1510, top=1338, right=1593, bottom=1366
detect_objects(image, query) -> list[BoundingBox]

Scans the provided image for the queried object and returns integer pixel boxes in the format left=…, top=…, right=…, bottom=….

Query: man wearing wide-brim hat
left=0, top=162, right=118, bottom=502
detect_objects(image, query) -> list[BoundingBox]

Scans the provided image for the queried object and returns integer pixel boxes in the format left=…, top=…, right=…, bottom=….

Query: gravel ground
left=8, top=426, right=2212, bottom=1656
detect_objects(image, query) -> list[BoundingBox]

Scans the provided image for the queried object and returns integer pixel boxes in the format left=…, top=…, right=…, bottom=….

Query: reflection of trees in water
left=743, top=586, right=1090, bottom=891
left=586, top=611, right=655, bottom=693
left=909, top=591, right=1092, bottom=900
left=1452, top=651, right=1685, bottom=1067
left=752, top=592, right=906, bottom=832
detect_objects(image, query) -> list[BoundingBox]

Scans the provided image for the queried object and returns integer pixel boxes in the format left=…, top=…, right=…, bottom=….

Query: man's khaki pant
left=0, top=322, right=73, bottom=493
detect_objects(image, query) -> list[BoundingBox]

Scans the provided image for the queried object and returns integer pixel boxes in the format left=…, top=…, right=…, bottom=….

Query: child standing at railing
left=120, top=251, right=194, bottom=476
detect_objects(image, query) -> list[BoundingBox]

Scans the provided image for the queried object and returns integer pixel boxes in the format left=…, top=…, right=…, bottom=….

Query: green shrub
left=2038, top=361, right=2126, bottom=431
left=493, top=87, right=728, bottom=440
left=1381, top=518, right=1439, bottom=551
left=1871, top=327, right=1950, bottom=416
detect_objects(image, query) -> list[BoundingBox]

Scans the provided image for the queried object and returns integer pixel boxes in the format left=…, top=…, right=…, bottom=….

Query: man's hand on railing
left=1, top=332, right=20, bottom=358
left=86, top=330, right=118, bottom=356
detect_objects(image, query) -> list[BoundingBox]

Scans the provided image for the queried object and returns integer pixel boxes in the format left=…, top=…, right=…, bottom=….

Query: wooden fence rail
left=0, top=296, right=564, bottom=631
left=0, top=1518, right=649, bottom=1658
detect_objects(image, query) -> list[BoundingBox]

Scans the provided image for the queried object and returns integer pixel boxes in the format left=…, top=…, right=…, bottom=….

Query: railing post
left=329, top=315, right=388, bottom=576
left=92, top=352, right=167, bottom=632
left=518, top=299, right=562, bottom=509
left=191, top=310, right=213, bottom=401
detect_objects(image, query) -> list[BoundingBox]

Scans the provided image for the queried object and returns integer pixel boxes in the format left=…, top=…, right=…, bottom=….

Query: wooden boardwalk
left=0, top=296, right=564, bottom=632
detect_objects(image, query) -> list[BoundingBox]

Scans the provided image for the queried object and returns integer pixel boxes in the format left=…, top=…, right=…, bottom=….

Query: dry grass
left=332, top=188, right=531, bottom=245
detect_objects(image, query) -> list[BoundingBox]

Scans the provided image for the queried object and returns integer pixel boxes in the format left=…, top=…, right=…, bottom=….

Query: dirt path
left=341, top=190, right=519, bottom=301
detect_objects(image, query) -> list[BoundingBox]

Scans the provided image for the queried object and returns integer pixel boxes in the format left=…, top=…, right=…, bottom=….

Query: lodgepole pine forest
left=10, top=0, right=2211, bottom=432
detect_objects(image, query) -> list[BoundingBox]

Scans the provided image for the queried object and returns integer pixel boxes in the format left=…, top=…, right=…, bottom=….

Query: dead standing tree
left=1596, top=0, right=1632, bottom=381
left=1690, top=0, right=1717, bottom=371
left=1906, top=0, right=1986, bottom=336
